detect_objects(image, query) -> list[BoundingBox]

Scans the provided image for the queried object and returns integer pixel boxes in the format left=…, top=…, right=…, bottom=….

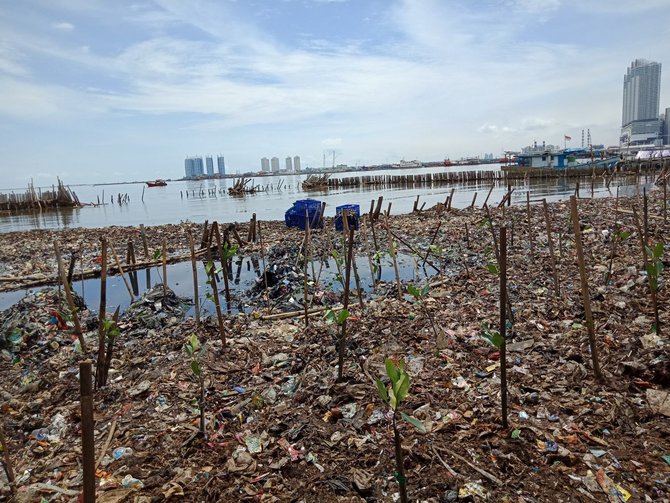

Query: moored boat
left=146, top=179, right=167, bottom=187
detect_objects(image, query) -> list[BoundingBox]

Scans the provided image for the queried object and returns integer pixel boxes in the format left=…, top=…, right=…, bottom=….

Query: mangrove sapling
left=631, top=206, right=663, bottom=334
left=336, top=228, right=355, bottom=381
left=99, top=307, right=121, bottom=388
left=376, top=358, right=426, bottom=503
left=184, top=334, right=207, bottom=437
left=406, top=284, right=443, bottom=347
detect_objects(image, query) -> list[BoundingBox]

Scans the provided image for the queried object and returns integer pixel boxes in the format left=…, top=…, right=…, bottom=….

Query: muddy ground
left=1, top=189, right=669, bottom=502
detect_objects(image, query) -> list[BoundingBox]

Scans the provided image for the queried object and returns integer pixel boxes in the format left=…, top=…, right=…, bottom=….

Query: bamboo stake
left=337, top=228, right=355, bottom=381
left=569, top=196, right=602, bottom=381
left=632, top=206, right=661, bottom=335
left=95, top=238, right=107, bottom=389
left=161, top=240, right=168, bottom=298
left=212, top=224, right=231, bottom=305
left=384, top=214, right=403, bottom=300
left=361, top=217, right=377, bottom=289
left=205, top=246, right=226, bottom=348
left=188, top=231, right=200, bottom=325
left=0, top=421, right=15, bottom=495
left=304, top=209, right=310, bottom=327
left=107, top=239, right=135, bottom=302
left=643, top=187, right=649, bottom=244
left=482, top=183, right=495, bottom=208
left=53, top=240, right=87, bottom=352
left=499, top=227, right=508, bottom=429
left=79, top=361, right=96, bottom=503
left=542, top=199, right=561, bottom=299
left=526, top=191, right=534, bottom=259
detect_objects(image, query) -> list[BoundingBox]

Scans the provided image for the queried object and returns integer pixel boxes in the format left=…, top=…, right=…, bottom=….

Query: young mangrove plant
left=325, top=307, right=350, bottom=380
left=184, top=334, right=206, bottom=437
left=376, top=358, right=425, bottom=503
left=406, top=284, right=443, bottom=348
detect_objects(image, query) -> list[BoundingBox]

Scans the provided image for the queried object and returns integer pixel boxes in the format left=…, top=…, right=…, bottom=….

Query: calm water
left=0, top=165, right=650, bottom=233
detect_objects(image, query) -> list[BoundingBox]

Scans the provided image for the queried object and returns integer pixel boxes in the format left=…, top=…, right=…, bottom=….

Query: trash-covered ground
left=1, top=189, right=669, bottom=502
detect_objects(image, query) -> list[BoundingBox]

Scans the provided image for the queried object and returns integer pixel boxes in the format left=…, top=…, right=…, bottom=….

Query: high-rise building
left=271, top=157, right=280, bottom=173
left=285, top=156, right=293, bottom=172
left=293, top=156, right=301, bottom=173
left=217, top=155, right=226, bottom=176
left=261, top=157, right=270, bottom=172
left=206, top=156, right=214, bottom=176
left=621, top=59, right=662, bottom=145
left=184, top=157, right=205, bottom=177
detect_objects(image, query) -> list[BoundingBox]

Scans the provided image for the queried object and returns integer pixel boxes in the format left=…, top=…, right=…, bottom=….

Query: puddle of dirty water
left=0, top=253, right=439, bottom=316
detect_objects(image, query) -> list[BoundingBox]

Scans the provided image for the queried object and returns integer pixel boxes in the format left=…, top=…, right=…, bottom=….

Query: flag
left=564, top=135, right=572, bottom=141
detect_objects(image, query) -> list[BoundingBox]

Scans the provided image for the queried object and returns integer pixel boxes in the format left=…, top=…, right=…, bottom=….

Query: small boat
left=146, top=179, right=167, bottom=187
left=502, top=151, right=619, bottom=173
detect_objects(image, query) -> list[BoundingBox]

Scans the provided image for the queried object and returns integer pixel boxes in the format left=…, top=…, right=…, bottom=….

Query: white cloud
left=52, top=21, right=75, bottom=31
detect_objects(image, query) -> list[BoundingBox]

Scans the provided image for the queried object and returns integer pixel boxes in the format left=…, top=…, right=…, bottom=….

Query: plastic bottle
left=113, top=447, right=133, bottom=460
left=121, top=474, right=144, bottom=489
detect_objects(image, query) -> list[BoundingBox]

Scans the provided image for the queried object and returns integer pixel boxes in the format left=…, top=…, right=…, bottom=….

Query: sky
left=1, top=0, right=670, bottom=186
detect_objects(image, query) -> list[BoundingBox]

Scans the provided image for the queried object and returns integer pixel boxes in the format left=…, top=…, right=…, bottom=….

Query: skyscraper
left=261, top=157, right=270, bottom=172
left=293, top=156, right=301, bottom=173
left=184, top=157, right=204, bottom=177
left=285, top=156, right=293, bottom=172
left=271, top=157, right=280, bottom=173
left=205, top=156, right=214, bottom=176
left=621, top=59, right=662, bottom=145
left=217, top=155, right=226, bottom=176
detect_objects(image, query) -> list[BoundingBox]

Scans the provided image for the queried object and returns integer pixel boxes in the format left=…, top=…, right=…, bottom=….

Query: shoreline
left=0, top=187, right=669, bottom=500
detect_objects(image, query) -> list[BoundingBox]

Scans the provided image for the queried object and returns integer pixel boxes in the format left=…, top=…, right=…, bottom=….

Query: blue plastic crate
left=285, top=199, right=323, bottom=230
left=334, top=204, right=360, bottom=231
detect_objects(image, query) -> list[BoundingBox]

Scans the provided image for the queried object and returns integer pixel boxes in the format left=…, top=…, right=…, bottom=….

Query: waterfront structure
left=285, top=156, right=293, bottom=172
left=621, top=59, right=662, bottom=145
left=271, top=157, right=280, bottom=173
left=205, top=156, right=214, bottom=176
left=293, top=156, right=301, bottom=173
left=217, top=155, right=226, bottom=176
left=261, top=157, right=270, bottom=172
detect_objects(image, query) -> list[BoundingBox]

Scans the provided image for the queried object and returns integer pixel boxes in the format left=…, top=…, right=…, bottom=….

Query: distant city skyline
left=1, top=1, right=670, bottom=185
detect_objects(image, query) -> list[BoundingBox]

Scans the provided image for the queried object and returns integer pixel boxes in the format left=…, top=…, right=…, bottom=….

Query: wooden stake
left=95, top=238, right=107, bottom=389
left=337, top=228, right=355, bottom=381
left=161, top=240, right=168, bottom=298
left=482, top=183, right=495, bottom=208
left=205, top=247, right=226, bottom=348
left=107, top=239, right=135, bottom=302
left=79, top=361, right=96, bottom=503
left=569, top=196, right=602, bottom=381
left=384, top=214, right=403, bottom=300
left=304, top=209, right=310, bottom=327
left=0, top=421, right=15, bottom=495
left=527, top=191, right=534, bottom=259
left=53, top=240, right=87, bottom=352
left=188, top=231, right=200, bottom=325
left=542, top=199, right=561, bottom=299
left=499, top=226, right=508, bottom=429
left=643, top=187, right=649, bottom=244
left=632, top=206, right=661, bottom=335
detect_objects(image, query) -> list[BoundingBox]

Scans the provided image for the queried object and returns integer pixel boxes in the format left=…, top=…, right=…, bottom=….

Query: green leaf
left=324, top=309, right=336, bottom=323
left=191, top=359, right=201, bottom=376
left=336, top=309, right=349, bottom=325
left=152, top=249, right=162, bottom=260
left=184, top=344, right=193, bottom=357
left=653, top=242, right=664, bottom=259
left=385, top=358, right=399, bottom=383
left=189, top=334, right=200, bottom=352
left=400, top=412, right=426, bottom=433
left=376, top=379, right=389, bottom=404
left=407, top=284, right=420, bottom=299
left=618, top=230, right=631, bottom=241
left=421, top=285, right=430, bottom=298
left=205, top=261, right=214, bottom=275
left=388, top=386, right=397, bottom=410
left=511, top=429, right=521, bottom=439
left=395, top=372, right=410, bottom=404
left=480, top=330, right=503, bottom=348
left=486, top=263, right=499, bottom=274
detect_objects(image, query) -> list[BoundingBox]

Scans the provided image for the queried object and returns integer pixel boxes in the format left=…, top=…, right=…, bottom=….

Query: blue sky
left=1, top=0, right=670, bottom=186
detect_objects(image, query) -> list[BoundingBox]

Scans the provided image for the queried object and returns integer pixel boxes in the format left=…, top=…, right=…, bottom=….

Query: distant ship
left=146, top=179, right=167, bottom=187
